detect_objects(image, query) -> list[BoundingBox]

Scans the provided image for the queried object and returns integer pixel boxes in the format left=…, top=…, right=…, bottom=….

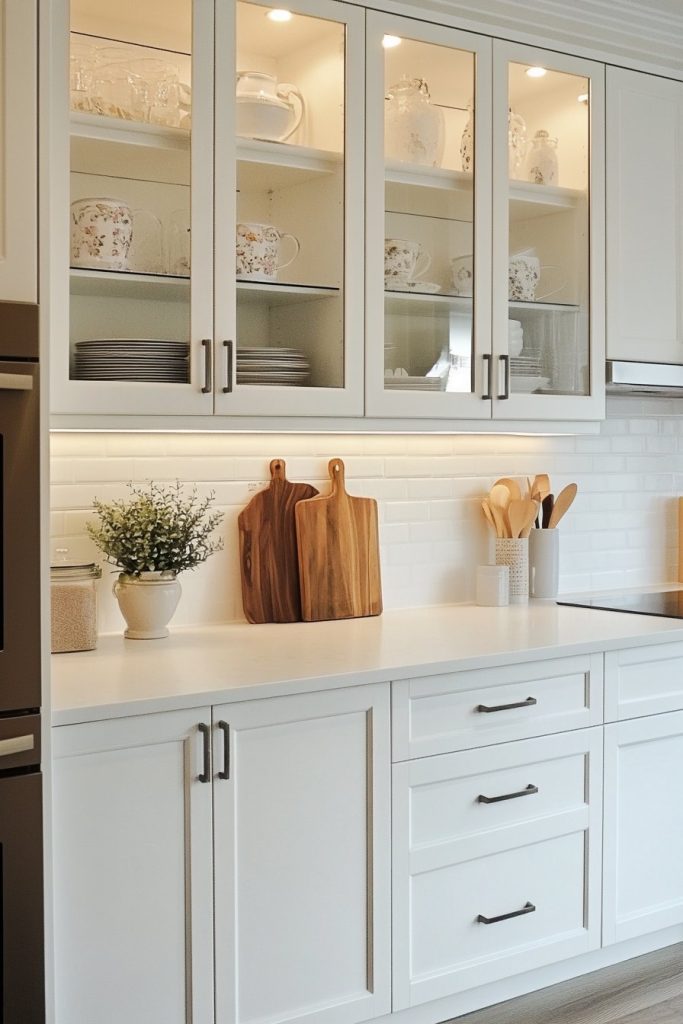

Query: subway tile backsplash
left=50, top=400, right=683, bottom=633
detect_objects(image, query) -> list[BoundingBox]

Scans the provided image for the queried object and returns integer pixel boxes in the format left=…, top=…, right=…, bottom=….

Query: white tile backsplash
left=50, top=401, right=682, bottom=632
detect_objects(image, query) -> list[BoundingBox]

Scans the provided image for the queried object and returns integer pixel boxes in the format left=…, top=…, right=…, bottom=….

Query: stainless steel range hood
left=607, top=360, right=683, bottom=396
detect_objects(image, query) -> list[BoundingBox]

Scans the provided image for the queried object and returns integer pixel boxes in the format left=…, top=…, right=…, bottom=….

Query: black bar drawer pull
left=478, top=784, right=538, bottom=804
left=478, top=901, right=536, bottom=925
left=218, top=720, right=230, bottom=780
left=498, top=353, right=510, bottom=400
left=482, top=353, right=492, bottom=400
left=198, top=723, right=211, bottom=783
left=201, top=339, right=213, bottom=394
left=476, top=696, right=537, bottom=714
left=223, top=340, right=234, bottom=393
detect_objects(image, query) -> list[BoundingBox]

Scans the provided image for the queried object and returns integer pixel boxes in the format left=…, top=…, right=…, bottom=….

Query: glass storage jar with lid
left=50, top=552, right=102, bottom=653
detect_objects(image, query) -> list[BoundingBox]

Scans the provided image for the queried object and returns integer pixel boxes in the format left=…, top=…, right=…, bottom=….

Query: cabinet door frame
left=52, top=708, right=215, bottom=1023
left=491, top=40, right=605, bottom=421
left=604, top=710, right=683, bottom=945
left=213, top=0, right=366, bottom=417
left=212, top=683, right=391, bottom=1024
left=364, top=11, right=494, bottom=419
left=48, top=0, right=215, bottom=417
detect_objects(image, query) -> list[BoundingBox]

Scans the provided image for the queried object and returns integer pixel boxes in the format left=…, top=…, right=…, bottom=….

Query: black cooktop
left=559, top=590, right=683, bottom=619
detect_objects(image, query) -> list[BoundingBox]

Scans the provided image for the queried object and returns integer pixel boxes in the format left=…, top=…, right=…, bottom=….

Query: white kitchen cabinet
left=606, top=68, right=683, bottom=365
left=51, top=0, right=364, bottom=419
left=51, top=707, right=214, bottom=1024
left=0, top=0, right=37, bottom=302
left=392, top=728, right=603, bottom=1007
left=603, top=710, right=683, bottom=945
left=51, top=683, right=391, bottom=1024
left=365, top=21, right=605, bottom=422
left=213, top=683, right=391, bottom=1024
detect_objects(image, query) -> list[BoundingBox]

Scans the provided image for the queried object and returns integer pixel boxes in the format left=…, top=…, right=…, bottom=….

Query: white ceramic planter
left=113, top=572, right=182, bottom=639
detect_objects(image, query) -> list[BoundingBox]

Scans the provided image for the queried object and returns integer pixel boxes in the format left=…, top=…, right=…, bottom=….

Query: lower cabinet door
left=52, top=708, right=214, bottom=1024
left=213, top=684, right=391, bottom=1024
left=604, top=711, right=683, bottom=944
left=392, top=728, right=603, bottom=1008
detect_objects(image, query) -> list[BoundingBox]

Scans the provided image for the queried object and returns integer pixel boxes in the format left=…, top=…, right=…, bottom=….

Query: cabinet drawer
left=605, top=642, right=683, bottom=721
left=395, top=729, right=601, bottom=858
left=393, top=830, right=599, bottom=1008
left=392, top=654, right=603, bottom=760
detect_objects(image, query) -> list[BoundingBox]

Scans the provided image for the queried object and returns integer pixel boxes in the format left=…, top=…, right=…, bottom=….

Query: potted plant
left=87, top=481, right=224, bottom=639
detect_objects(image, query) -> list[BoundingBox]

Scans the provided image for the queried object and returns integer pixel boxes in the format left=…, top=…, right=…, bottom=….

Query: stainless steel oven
left=0, top=301, right=44, bottom=1023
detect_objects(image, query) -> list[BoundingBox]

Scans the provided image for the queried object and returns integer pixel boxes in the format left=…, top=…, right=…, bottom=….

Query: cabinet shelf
left=509, top=299, right=581, bottom=313
left=385, top=290, right=472, bottom=318
left=237, top=281, right=340, bottom=306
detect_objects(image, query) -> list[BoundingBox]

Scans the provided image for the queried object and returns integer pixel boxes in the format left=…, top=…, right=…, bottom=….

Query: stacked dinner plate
left=510, top=353, right=550, bottom=393
left=384, top=369, right=445, bottom=391
left=236, top=348, right=310, bottom=387
left=73, top=339, right=189, bottom=383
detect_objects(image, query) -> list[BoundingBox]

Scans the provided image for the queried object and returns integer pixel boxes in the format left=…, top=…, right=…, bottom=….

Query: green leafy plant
left=87, top=481, right=224, bottom=577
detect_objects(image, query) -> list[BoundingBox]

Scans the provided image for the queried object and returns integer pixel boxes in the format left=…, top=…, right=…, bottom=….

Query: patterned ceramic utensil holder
left=495, top=537, right=529, bottom=604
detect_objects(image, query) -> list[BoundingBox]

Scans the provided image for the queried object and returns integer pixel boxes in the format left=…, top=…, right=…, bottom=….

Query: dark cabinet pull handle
left=198, top=723, right=211, bottom=783
left=482, top=353, right=492, bottom=400
left=223, top=340, right=234, bottom=393
left=478, top=901, right=536, bottom=925
left=218, top=720, right=230, bottom=780
left=201, top=339, right=213, bottom=394
left=477, top=696, right=537, bottom=714
left=478, top=783, right=538, bottom=804
left=498, top=353, right=510, bottom=399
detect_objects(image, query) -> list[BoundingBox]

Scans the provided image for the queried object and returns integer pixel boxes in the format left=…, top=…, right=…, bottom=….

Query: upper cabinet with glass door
left=492, top=43, right=605, bottom=420
left=52, top=0, right=215, bottom=417
left=365, top=12, right=493, bottom=419
left=213, top=0, right=365, bottom=417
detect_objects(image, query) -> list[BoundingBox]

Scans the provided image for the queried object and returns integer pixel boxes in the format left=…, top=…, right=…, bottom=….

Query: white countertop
left=51, top=602, right=683, bottom=726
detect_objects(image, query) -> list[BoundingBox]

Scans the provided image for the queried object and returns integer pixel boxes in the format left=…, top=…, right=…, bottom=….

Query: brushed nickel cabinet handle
left=482, top=354, right=492, bottom=400
left=198, top=723, right=211, bottom=783
left=223, top=341, right=234, bottom=393
left=478, top=901, right=536, bottom=925
left=0, top=372, right=33, bottom=391
left=477, top=696, right=537, bottom=714
left=201, top=339, right=213, bottom=394
left=478, top=783, right=538, bottom=804
left=0, top=734, right=34, bottom=757
left=217, top=720, right=230, bottom=779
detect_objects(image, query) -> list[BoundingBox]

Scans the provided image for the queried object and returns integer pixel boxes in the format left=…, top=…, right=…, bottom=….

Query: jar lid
left=50, top=563, right=102, bottom=582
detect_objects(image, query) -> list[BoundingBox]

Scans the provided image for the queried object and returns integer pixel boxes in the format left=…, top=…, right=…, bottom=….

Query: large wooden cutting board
left=238, top=459, right=318, bottom=624
left=295, top=458, right=382, bottom=622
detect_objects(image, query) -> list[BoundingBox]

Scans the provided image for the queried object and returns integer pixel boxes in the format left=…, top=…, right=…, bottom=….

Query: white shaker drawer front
left=392, top=654, right=603, bottom=760
left=393, top=830, right=600, bottom=1008
left=397, top=729, right=601, bottom=858
left=605, top=642, right=683, bottom=721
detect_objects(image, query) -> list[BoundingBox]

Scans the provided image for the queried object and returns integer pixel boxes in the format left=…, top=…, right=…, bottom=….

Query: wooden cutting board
left=238, top=459, right=318, bottom=624
left=295, top=458, right=382, bottom=622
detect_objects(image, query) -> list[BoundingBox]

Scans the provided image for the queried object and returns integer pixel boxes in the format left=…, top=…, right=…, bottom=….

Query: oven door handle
left=0, top=372, right=33, bottom=391
left=0, top=734, right=35, bottom=758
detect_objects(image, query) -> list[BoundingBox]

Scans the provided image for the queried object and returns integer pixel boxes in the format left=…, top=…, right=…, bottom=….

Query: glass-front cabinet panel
left=53, top=0, right=215, bottom=417
left=365, top=13, right=492, bottom=419
left=213, top=0, right=364, bottom=417
left=492, top=43, right=605, bottom=419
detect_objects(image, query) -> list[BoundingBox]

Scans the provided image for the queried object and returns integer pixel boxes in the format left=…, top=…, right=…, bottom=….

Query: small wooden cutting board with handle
left=238, top=459, right=318, bottom=624
left=295, top=458, right=382, bottom=622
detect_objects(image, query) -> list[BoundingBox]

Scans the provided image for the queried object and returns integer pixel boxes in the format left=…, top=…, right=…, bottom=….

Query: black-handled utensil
left=542, top=493, right=554, bottom=529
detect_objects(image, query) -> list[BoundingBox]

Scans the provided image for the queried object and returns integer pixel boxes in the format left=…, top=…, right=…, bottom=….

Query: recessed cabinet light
left=267, top=9, right=293, bottom=22
left=525, top=66, right=547, bottom=78
left=577, top=92, right=589, bottom=103
left=382, top=35, right=402, bottom=49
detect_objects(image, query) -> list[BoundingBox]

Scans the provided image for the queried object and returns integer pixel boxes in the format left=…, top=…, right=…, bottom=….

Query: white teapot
left=236, top=71, right=304, bottom=142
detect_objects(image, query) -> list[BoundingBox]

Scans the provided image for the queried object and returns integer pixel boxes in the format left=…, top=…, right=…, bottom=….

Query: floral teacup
left=71, top=198, right=134, bottom=271
left=508, top=253, right=541, bottom=301
left=451, top=254, right=473, bottom=296
left=236, top=222, right=300, bottom=281
left=384, top=239, right=431, bottom=285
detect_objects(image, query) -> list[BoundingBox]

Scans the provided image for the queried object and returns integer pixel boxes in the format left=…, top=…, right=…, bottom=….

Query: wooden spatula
left=549, top=483, right=578, bottom=528
left=508, top=498, right=538, bottom=539
left=481, top=500, right=497, bottom=535
left=541, top=493, right=554, bottom=529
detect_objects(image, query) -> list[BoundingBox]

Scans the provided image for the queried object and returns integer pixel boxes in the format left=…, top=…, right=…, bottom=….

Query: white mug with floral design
left=236, top=222, right=300, bottom=281
left=70, top=198, right=134, bottom=271
left=384, top=238, right=431, bottom=285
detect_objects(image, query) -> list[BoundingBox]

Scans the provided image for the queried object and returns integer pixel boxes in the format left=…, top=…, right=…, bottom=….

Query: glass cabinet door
left=365, top=13, right=492, bottom=420
left=492, top=42, right=605, bottom=420
left=213, top=0, right=364, bottom=418
left=53, top=0, right=215, bottom=418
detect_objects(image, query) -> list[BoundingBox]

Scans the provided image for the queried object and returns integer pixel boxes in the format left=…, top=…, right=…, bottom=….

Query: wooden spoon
left=548, top=483, right=578, bottom=528
left=488, top=502, right=508, bottom=538
left=489, top=484, right=511, bottom=537
left=481, top=500, right=497, bottom=535
left=521, top=500, right=540, bottom=538
left=508, top=498, right=538, bottom=539
left=493, top=477, right=522, bottom=502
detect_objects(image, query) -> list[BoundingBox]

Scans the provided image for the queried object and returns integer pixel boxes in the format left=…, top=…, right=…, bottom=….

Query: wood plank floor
left=452, top=944, right=683, bottom=1024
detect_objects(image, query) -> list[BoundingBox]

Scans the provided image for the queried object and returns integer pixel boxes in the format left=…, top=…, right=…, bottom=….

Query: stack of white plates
left=384, top=370, right=445, bottom=391
left=236, top=347, right=311, bottom=387
left=73, top=339, right=189, bottom=383
left=510, top=353, right=550, bottom=393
